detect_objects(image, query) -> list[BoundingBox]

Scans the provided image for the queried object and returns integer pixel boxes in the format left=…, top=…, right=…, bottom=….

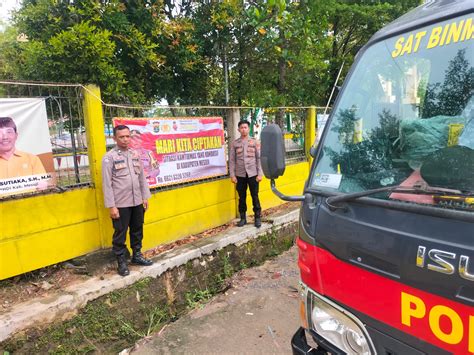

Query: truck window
left=312, top=14, right=473, bottom=211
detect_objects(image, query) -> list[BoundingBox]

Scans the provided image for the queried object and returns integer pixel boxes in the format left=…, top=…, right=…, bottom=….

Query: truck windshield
left=312, top=14, right=473, bottom=211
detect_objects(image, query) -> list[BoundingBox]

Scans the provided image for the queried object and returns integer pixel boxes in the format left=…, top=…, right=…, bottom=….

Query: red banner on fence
left=112, top=117, right=227, bottom=188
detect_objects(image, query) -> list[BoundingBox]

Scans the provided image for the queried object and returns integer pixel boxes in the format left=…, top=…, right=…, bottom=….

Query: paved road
left=131, top=246, right=301, bottom=355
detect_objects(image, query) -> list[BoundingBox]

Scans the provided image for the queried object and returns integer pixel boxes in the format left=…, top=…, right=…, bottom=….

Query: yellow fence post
left=305, top=106, right=316, bottom=165
left=228, top=108, right=241, bottom=218
left=82, top=85, right=111, bottom=248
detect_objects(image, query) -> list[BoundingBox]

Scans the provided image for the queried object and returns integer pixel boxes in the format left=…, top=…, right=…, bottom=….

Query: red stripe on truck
left=297, top=238, right=474, bottom=354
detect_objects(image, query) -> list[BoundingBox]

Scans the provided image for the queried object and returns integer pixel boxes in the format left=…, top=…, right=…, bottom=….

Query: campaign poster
left=0, top=98, right=55, bottom=198
left=113, top=117, right=227, bottom=187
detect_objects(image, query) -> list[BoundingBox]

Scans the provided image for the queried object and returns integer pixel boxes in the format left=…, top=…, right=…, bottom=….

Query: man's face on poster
left=130, top=132, right=142, bottom=149
left=0, top=127, right=17, bottom=153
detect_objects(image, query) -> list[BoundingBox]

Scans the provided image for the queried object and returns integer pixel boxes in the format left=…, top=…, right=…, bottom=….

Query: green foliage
left=185, top=288, right=213, bottom=309
left=133, top=277, right=152, bottom=291
left=422, top=49, right=473, bottom=117
left=0, top=26, right=21, bottom=80
left=0, top=0, right=421, bottom=105
left=120, top=305, right=167, bottom=338
left=22, top=22, right=126, bottom=96
left=243, top=1, right=331, bottom=107
left=222, top=253, right=234, bottom=278
left=324, top=0, right=422, bottom=104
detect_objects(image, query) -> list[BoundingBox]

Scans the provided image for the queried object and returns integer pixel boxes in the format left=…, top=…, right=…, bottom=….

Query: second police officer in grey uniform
left=229, top=120, right=263, bottom=228
left=102, top=125, right=153, bottom=276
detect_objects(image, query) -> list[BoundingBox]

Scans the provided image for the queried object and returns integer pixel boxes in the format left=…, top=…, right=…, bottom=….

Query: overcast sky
left=0, top=0, right=20, bottom=27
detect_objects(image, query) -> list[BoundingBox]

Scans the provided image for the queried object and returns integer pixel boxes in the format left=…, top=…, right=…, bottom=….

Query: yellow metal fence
left=0, top=84, right=316, bottom=280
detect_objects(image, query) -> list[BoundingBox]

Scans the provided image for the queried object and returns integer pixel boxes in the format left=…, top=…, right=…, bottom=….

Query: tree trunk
left=222, top=41, right=230, bottom=106
left=237, top=25, right=244, bottom=107
left=276, top=30, right=286, bottom=128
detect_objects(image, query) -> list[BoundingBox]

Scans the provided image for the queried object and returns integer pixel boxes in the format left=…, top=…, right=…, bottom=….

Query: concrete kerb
left=0, top=208, right=300, bottom=343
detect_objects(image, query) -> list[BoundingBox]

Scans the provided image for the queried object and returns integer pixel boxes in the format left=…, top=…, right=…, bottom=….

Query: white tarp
left=0, top=98, right=52, bottom=154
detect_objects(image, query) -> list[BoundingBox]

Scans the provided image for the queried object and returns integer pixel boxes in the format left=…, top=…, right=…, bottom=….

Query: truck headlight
left=307, top=288, right=375, bottom=355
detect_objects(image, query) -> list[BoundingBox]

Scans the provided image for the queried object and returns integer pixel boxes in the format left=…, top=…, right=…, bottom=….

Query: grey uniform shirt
left=102, top=147, right=151, bottom=208
left=229, top=137, right=263, bottom=178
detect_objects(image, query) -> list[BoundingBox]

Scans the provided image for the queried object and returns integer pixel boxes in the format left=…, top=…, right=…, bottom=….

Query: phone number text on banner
left=113, top=117, right=227, bottom=188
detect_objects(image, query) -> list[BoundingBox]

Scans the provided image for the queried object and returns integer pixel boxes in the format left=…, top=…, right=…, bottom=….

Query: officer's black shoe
left=131, top=252, right=153, bottom=266
left=237, top=214, right=247, bottom=227
left=254, top=216, right=262, bottom=228
left=117, top=256, right=130, bottom=276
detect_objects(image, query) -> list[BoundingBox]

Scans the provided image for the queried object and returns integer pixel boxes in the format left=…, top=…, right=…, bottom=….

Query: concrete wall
left=0, top=163, right=308, bottom=280
left=0, top=188, right=101, bottom=280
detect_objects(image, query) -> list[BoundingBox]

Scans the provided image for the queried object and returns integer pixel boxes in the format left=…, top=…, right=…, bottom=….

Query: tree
left=9, top=0, right=194, bottom=103
left=21, top=22, right=127, bottom=97
left=1, top=0, right=422, bottom=106
left=422, top=49, right=473, bottom=118
left=0, top=25, right=20, bottom=81
left=324, top=0, right=422, bottom=105
left=243, top=1, right=330, bottom=108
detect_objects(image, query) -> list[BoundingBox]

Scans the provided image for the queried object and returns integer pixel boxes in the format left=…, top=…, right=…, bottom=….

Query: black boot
left=237, top=213, right=247, bottom=227
left=254, top=215, right=262, bottom=228
left=117, top=255, right=130, bottom=276
left=131, top=251, right=153, bottom=266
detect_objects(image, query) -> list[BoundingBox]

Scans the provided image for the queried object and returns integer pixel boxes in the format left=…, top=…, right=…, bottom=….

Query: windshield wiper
left=325, top=184, right=469, bottom=211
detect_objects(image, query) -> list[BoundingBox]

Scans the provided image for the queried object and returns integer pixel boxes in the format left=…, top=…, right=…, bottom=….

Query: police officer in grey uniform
left=102, top=125, right=153, bottom=276
left=229, top=120, right=263, bottom=228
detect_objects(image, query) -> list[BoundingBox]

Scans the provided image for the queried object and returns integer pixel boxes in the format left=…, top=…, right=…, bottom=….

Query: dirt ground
left=129, top=246, right=301, bottom=355
left=0, top=202, right=299, bottom=312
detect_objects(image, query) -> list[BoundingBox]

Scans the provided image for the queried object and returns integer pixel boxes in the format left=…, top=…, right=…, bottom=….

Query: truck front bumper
left=291, top=327, right=345, bottom=355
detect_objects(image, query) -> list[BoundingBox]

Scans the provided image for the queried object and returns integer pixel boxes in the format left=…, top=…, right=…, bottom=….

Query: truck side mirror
left=261, top=124, right=286, bottom=179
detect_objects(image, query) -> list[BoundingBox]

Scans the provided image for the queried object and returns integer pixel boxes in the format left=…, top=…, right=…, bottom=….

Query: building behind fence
left=0, top=81, right=322, bottom=280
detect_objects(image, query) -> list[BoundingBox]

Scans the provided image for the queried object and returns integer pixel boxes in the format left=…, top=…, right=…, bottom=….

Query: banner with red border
left=112, top=117, right=227, bottom=188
